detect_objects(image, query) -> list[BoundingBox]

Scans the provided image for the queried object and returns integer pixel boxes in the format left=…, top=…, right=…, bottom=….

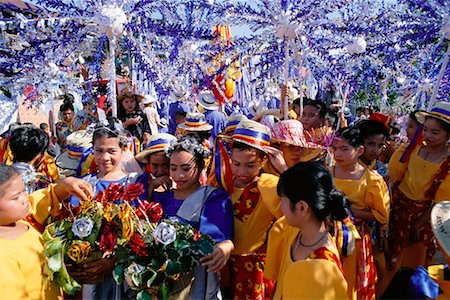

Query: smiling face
left=0, top=174, right=29, bottom=226
left=169, top=150, right=200, bottom=191
left=422, top=118, right=450, bottom=148
left=231, top=147, right=265, bottom=186
left=93, top=135, right=123, bottom=175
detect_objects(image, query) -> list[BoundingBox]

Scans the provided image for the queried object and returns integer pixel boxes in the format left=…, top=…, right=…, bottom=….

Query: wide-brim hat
left=271, top=120, right=310, bottom=148
left=177, top=112, right=213, bottom=132
left=225, top=114, right=247, bottom=134
left=431, top=201, right=450, bottom=256
left=222, top=119, right=271, bottom=153
left=416, top=101, right=450, bottom=126
left=135, top=133, right=177, bottom=163
left=56, top=130, right=93, bottom=170
left=143, top=94, right=157, bottom=104
left=197, top=91, right=219, bottom=111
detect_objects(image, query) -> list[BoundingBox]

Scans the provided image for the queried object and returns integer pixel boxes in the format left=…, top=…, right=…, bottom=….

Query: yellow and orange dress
left=428, top=264, right=450, bottom=300
left=229, top=173, right=282, bottom=300
left=265, top=217, right=348, bottom=300
left=0, top=185, right=63, bottom=299
left=334, top=168, right=390, bottom=300
left=387, top=144, right=450, bottom=269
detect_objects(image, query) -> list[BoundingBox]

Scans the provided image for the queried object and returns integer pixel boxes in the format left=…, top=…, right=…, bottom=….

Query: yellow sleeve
left=28, top=184, right=61, bottom=225
left=434, top=174, right=450, bottom=203
left=388, top=143, right=408, bottom=182
left=0, top=254, right=29, bottom=299
left=366, top=172, right=390, bottom=226
left=258, top=173, right=283, bottom=219
left=264, top=217, right=287, bottom=281
left=282, top=259, right=348, bottom=300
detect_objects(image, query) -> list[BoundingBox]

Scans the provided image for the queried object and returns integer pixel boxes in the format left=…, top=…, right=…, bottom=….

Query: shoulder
left=258, top=173, right=280, bottom=188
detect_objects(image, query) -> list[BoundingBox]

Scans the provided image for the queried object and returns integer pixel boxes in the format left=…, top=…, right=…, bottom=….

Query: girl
left=331, top=126, right=390, bottom=300
left=0, top=164, right=93, bottom=299
left=68, top=120, right=148, bottom=299
left=387, top=102, right=450, bottom=276
left=264, top=162, right=348, bottom=300
left=153, top=135, right=234, bottom=299
left=118, top=90, right=150, bottom=143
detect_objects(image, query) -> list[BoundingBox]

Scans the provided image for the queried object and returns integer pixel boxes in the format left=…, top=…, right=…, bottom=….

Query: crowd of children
left=0, top=79, right=449, bottom=300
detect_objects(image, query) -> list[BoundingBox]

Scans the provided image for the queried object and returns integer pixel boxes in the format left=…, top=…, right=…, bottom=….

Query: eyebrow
left=170, top=163, right=192, bottom=167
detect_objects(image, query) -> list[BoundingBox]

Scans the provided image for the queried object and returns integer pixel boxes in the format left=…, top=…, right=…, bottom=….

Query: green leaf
left=146, top=269, right=158, bottom=287
left=45, top=238, right=64, bottom=256
left=136, top=290, right=152, bottom=300
left=165, top=261, right=181, bottom=276
left=113, top=264, right=125, bottom=285
left=158, top=283, right=169, bottom=300
left=48, top=253, right=62, bottom=272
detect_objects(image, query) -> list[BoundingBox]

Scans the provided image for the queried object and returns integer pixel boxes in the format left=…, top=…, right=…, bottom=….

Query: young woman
left=264, top=162, right=348, bottom=300
left=387, top=102, right=450, bottom=274
left=68, top=120, right=148, bottom=299
left=331, top=126, right=390, bottom=300
left=0, top=164, right=93, bottom=299
left=117, top=90, right=150, bottom=143
left=153, top=135, right=234, bottom=299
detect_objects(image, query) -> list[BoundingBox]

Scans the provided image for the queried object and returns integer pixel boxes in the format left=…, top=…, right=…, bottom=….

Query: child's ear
left=295, top=200, right=309, bottom=216
left=357, top=145, right=365, bottom=157
left=261, top=155, right=268, bottom=168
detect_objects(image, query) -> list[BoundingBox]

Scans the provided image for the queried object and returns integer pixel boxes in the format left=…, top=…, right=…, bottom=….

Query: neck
left=234, top=176, right=259, bottom=188
left=300, top=219, right=327, bottom=246
left=360, top=156, right=373, bottom=166
left=176, top=182, right=201, bottom=198
left=338, top=161, right=360, bottom=172
left=425, top=144, right=447, bottom=153
left=98, top=168, right=127, bottom=180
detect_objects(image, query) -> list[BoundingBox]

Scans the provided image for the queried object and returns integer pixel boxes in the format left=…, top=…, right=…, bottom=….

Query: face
left=301, top=105, right=324, bottom=131
left=147, top=152, right=170, bottom=177
left=231, top=148, right=264, bottom=185
left=332, top=138, right=362, bottom=167
left=62, top=109, right=74, bottom=123
left=406, top=117, right=419, bottom=141
left=279, top=143, right=302, bottom=167
left=93, top=136, right=123, bottom=175
left=422, top=118, right=450, bottom=148
left=122, top=97, right=137, bottom=114
left=280, top=195, right=296, bottom=225
left=0, top=175, right=29, bottom=226
left=170, top=151, right=200, bottom=190
left=362, top=134, right=386, bottom=163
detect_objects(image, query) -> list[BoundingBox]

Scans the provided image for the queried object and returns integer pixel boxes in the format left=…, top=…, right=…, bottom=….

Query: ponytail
left=328, top=189, right=350, bottom=221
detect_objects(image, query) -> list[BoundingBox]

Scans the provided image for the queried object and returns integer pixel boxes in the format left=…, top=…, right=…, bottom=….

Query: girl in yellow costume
left=264, top=162, right=348, bottom=300
left=331, top=126, right=390, bottom=300
left=386, top=102, right=450, bottom=275
left=0, top=164, right=93, bottom=299
left=225, top=119, right=282, bottom=300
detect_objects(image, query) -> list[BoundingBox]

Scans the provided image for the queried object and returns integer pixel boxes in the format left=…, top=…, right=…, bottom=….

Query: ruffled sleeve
left=200, top=188, right=234, bottom=243
left=365, top=171, right=390, bottom=227
left=258, top=173, right=282, bottom=219
left=264, top=217, right=288, bottom=281
left=28, top=184, right=61, bottom=225
left=388, top=143, right=408, bottom=182
left=0, top=253, right=28, bottom=299
left=434, top=172, right=450, bottom=203
left=282, top=259, right=348, bottom=300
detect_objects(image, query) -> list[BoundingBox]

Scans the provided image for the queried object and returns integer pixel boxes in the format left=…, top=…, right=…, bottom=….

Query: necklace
left=298, top=231, right=328, bottom=248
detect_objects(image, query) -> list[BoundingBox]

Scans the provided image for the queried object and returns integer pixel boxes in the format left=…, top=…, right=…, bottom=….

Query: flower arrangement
left=113, top=215, right=216, bottom=300
left=43, top=182, right=145, bottom=294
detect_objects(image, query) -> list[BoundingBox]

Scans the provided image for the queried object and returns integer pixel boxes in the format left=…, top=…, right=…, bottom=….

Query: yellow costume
left=429, top=264, right=450, bottom=300
left=0, top=185, right=62, bottom=299
left=265, top=217, right=348, bottom=300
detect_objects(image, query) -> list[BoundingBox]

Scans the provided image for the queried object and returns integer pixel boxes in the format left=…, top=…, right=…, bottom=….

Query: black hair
left=425, top=116, right=450, bottom=134
left=175, top=110, right=187, bottom=118
left=390, top=121, right=401, bottom=135
left=10, top=127, right=49, bottom=162
left=304, top=100, right=327, bottom=118
left=60, top=102, right=75, bottom=113
left=409, top=110, right=421, bottom=124
left=277, top=162, right=349, bottom=221
left=325, top=109, right=338, bottom=128
left=232, top=141, right=266, bottom=159
left=357, top=120, right=389, bottom=140
left=293, top=97, right=313, bottom=107
left=356, top=106, right=367, bottom=113
left=335, top=126, right=363, bottom=148
left=117, top=93, right=142, bottom=118
left=93, top=118, right=129, bottom=149
left=168, top=135, right=210, bottom=172
left=58, top=93, right=75, bottom=104
left=0, top=164, right=19, bottom=195
left=39, top=123, right=48, bottom=130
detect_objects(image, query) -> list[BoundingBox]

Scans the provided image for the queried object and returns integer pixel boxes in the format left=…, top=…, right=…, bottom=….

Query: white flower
left=124, top=262, right=146, bottom=288
left=93, top=5, right=128, bottom=37
left=346, top=36, right=367, bottom=54
left=153, top=222, right=177, bottom=245
left=71, top=217, right=94, bottom=238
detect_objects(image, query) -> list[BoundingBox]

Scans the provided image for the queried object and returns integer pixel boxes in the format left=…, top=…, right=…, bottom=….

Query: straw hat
left=225, top=119, right=271, bottom=152
left=56, top=130, right=93, bottom=170
left=135, top=133, right=177, bottom=163
left=177, top=112, right=213, bottom=132
left=416, top=101, right=450, bottom=125
left=197, top=91, right=219, bottom=111
left=431, top=201, right=450, bottom=256
left=224, top=114, right=247, bottom=134
left=142, top=94, right=157, bottom=105
left=271, top=120, right=310, bottom=147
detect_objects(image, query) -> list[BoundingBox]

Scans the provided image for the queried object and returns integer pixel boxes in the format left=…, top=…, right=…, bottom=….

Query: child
left=0, top=164, right=93, bottom=299
left=226, top=119, right=282, bottom=299
left=142, top=94, right=160, bottom=135
left=117, top=90, right=150, bottom=143
left=300, top=99, right=327, bottom=131
left=153, top=135, right=234, bottom=299
left=357, top=119, right=390, bottom=170
left=264, top=162, right=349, bottom=300
left=331, top=126, right=390, bottom=299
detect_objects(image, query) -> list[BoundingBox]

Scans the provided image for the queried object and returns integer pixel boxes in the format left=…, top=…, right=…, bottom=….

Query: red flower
left=193, top=229, right=202, bottom=241
left=129, top=233, right=148, bottom=256
left=137, top=201, right=163, bottom=222
left=104, top=183, right=125, bottom=202
left=99, top=222, right=118, bottom=252
left=94, top=190, right=104, bottom=202
left=124, top=183, right=145, bottom=202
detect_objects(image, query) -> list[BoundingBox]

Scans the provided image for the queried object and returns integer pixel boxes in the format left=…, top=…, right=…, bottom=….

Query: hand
left=79, top=64, right=90, bottom=81
left=263, top=146, right=288, bottom=173
left=200, top=240, right=234, bottom=272
left=67, top=257, right=116, bottom=283
left=54, top=177, right=94, bottom=201
left=378, top=237, right=389, bottom=252
left=150, top=176, right=172, bottom=192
